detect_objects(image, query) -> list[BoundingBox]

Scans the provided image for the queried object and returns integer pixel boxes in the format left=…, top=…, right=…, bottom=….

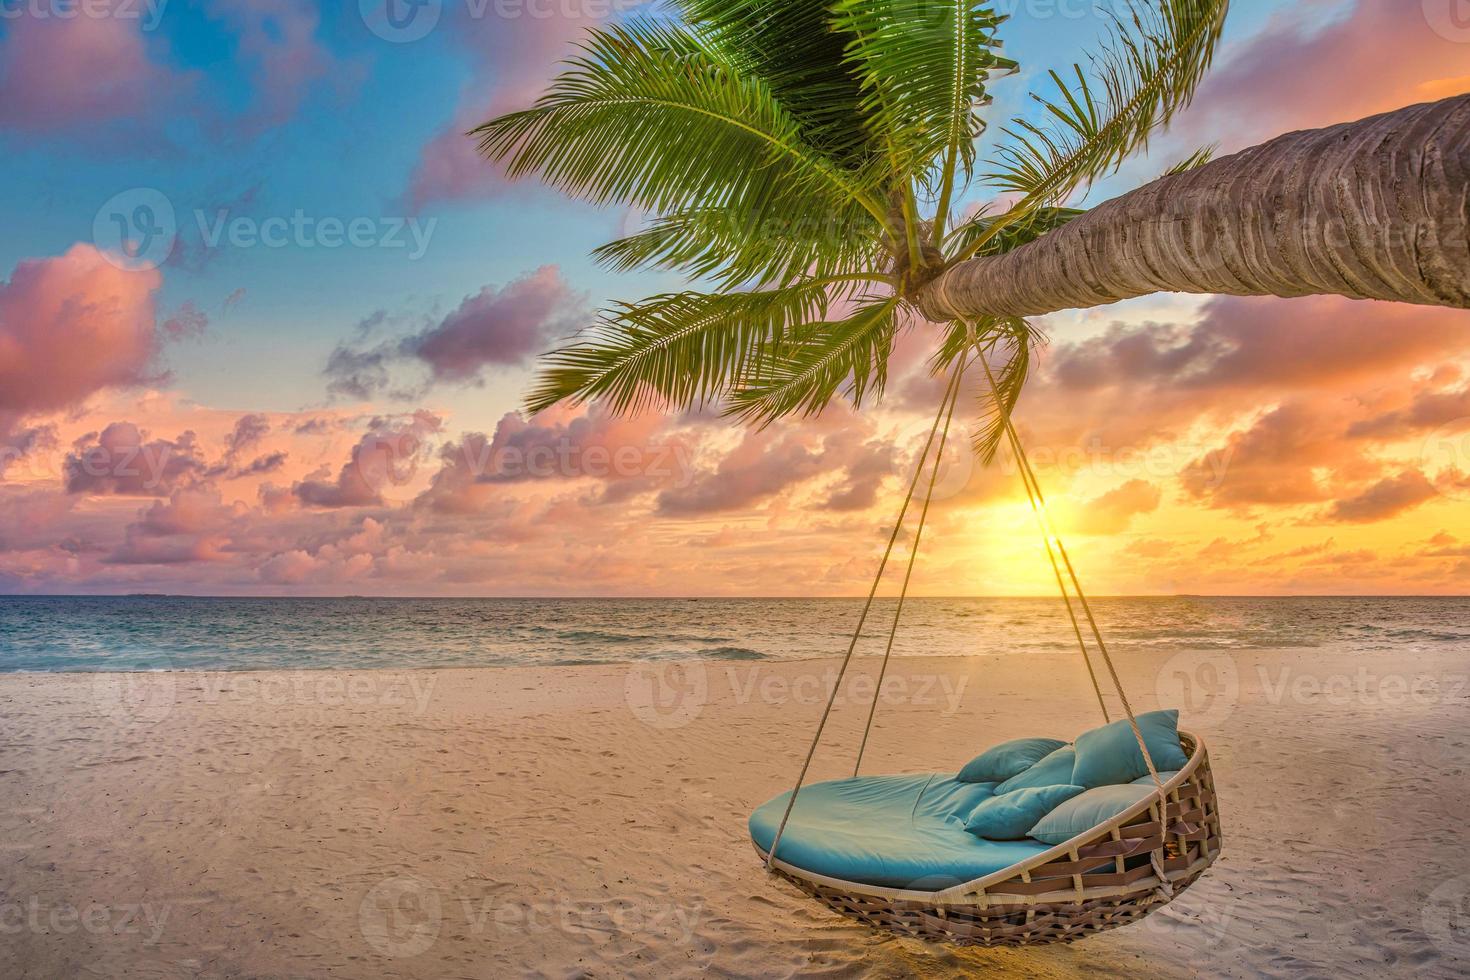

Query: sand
left=2, top=643, right=1469, bottom=979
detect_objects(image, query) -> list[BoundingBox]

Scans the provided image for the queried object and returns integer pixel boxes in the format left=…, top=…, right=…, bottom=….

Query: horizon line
left=2, top=593, right=1468, bottom=601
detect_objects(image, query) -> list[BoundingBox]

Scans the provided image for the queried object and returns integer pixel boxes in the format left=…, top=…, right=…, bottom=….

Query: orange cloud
left=1181, top=0, right=1470, bottom=151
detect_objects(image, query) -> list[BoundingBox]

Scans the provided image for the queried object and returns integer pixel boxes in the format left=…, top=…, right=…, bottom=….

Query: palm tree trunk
left=918, top=95, right=1470, bottom=321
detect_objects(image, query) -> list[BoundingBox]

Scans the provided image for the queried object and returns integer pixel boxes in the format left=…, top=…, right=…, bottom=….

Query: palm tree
left=474, top=0, right=1466, bottom=445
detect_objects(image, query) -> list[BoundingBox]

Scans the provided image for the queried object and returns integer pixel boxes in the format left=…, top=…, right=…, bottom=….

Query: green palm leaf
left=969, top=316, right=1045, bottom=462
left=725, top=296, right=902, bottom=426
left=945, top=204, right=1083, bottom=261
left=679, top=0, right=878, bottom=168
left=473, top=22, right=889, bottom=226
left=834, top=0, right=1014, bottom=203
left=594, top=205, right=889, bottom=291
left=985, top=0, right=1228, bottom=210
left=526, top=283, right=837, bottom=416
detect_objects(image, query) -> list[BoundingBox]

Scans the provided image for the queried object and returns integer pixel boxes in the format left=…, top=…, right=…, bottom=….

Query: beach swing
left=749, top=352, right=1223, bottom=947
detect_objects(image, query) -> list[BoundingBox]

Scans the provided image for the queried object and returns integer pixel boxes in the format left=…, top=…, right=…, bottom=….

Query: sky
left=0, top=0, right=1468, bottom=597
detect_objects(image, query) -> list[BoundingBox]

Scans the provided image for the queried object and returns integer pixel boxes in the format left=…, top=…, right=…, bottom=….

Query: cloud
left=63, top=423, right=208, bottom=497
left=657, top=429, right=826, bottom=516
left=415, top=405, right=685, bottom=514
left=1047, top=296, right=1468, bottom=398
left=1348, top=384, right=1470, bottom=439
left=1177, top=0, right=1470, bottom=153
left=1179, top=400, right=1356, bottom=509
left=104, top=488, right=237, bottom=565
left=226, top=414, right=271, bottom=456
left=236, top=451, right=288, bottom=476
left=821, top=435, right=899, bottom=512
left=407, top=266, right=583, bottom=380
left=1072, top=479, right=1162, bottom=535
left=0, top=1, right=190, bottom=138
left=403, top=11, right=613, bottom=210
left=293, top=412, right=443, bottom=509
left=1325, top=470, right=1441, bottom=523
left=160, top=302, right=209, bottom=340
left=206, top=0, right=336, bottom=130
left=0, top=245, right=164, bottom=435
left=0, top=0, right=339, bottom=146
left=324, top=266, right=584, bottom=398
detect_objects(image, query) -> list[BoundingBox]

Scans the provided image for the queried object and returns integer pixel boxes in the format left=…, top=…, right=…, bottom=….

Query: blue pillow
left=1029, top=783, right=1157, bottom=845
left=995, top=745, right=1076, bottom=793
left=1070, top=710, right=1190, bottom=789
left=1131, top=770, right=1181, bottom=785
left=965, top=784, right=1086, bottom=841
left=956, top=737, right=1067, bottom=783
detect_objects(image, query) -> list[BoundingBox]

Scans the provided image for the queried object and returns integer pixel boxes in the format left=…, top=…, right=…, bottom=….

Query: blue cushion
left=1070, top=710, right=1190, bottom=789
left=1029, top=783, right=1159, bottom=845
left=964, top=784, right=1086, bottom=840
left=749, top=773, right=1053, bottom=889
left=1131, top=770, right=1181, bottom=785
left=956, top=737, right=1067, bottom=783
left=995, top=745, right=1076, bottom=793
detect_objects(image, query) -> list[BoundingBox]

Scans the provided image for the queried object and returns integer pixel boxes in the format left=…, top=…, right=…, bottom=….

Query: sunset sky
left=1, top=0, right=1468, bottom=596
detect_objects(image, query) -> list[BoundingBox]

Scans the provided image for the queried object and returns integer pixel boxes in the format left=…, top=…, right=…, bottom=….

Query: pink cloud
left=0, top=245, right=163, bottom=418
left=410, top=266, right=583, bottom=380
left=404, top=13, right=609, bottom=211
left=416, top=404, right=682, bottom=514
left=325, top=266, right=584, bottom=397
left=0, top=2, right=187, bottom=135
left=1023, top=295, right=1470, bottom=454
left=294, top=412, right=443, bottom=508
left=1178, top=0, right=1470, bottom=152
left=0, top=244, right=172, bottom=470
left=654, top=413, right=897, bottom=518
left=105, top=488, right=237, bottom=565
left=0, top=0, right=338, bottom=143
left=64, top=423, right=208, bottom=497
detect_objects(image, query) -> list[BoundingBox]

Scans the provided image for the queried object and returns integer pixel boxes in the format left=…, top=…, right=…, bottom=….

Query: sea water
left=0, top=595, right=1467, bottom=673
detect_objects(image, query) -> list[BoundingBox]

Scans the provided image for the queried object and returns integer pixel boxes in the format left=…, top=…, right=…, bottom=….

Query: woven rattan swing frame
left=755, top=343, right=1223, bottom=948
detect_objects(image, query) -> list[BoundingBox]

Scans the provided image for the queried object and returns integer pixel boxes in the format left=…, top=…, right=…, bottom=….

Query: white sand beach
left=3, top=644, right=1469, bottom=978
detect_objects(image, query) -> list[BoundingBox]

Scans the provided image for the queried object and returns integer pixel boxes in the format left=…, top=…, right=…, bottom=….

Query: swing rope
left=767, top=331, right=1180, bottom=877
left=977, top=354, right=1174, bottom=846
left=852, top=352, right=968, bottom=778
left=764, top=361, right=967, bottom=868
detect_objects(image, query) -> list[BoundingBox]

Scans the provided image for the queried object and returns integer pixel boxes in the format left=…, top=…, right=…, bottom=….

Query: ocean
left=0, top=595, right=1467, bottom=673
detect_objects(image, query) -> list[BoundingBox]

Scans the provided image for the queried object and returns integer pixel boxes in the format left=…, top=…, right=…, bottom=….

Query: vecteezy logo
left=360, top=0, right=442, bottom=42
left=1154, top=650, right=1240, bottom=726
left=92, top=669, right=176, bottom=726
left=624, top=662, right=708, bottom=729
left=1424, top=875, right=1470, bottom=956
left=1423, top=0, right=1470, bottom=42
left=1421, top=419, right=1470, bottom=501
left=354, top=429, right=424, bottom=504
left=359, top=875, right=443, bottom=957
left=93, top=188, right=177, bottom=271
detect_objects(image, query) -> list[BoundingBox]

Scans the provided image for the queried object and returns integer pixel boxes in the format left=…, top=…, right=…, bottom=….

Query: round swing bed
left=752, top=731, right=1221, bottom=947
left=749, top=352, right=1226, bottom=948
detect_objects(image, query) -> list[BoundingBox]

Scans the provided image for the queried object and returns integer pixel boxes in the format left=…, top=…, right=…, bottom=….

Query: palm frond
left=985, top=0, right=1227, bottom=208
left=1161, top=142, right=1216, bottom=176
left=678, top=0, right=878, bottom=168
left=525, top=283, right=836, bottom=416
left=725, top=296, right=901, bottom=426
left=473, top=22, right=889, bottom=226
left=594, top=205, right=888, bottom=291
left=945, top=204, right=1083, bottom=261
left=970, top=317, right=1046, bottom=462
left=833, top=0, right=1014, bottom=190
